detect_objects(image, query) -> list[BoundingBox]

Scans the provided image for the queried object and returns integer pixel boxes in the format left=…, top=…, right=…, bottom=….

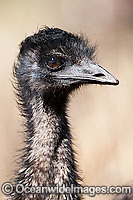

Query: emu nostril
left=94, top=73, right=105, bottom=77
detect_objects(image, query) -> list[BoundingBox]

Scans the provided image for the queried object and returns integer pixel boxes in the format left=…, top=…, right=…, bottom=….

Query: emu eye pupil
left=51, top=60, right=56, bottom=64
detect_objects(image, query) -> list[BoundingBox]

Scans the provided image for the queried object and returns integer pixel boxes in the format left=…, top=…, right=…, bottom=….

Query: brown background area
left=0, top=0, right=133, bottom=199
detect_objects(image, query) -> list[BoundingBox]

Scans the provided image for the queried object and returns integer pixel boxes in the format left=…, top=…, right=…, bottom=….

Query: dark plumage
left=11, top=27, right=119, bottom=200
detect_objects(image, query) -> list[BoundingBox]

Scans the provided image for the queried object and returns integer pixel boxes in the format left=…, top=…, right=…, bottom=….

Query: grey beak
left=80, top=61, right=119, bottom=85
left=54, top=60, right=119, bottom=85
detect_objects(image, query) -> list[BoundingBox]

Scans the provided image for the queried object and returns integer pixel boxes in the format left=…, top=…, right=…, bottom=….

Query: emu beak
left=55, top=60, right=119, bottom=85
left=77, top=61, right=119, bottom=85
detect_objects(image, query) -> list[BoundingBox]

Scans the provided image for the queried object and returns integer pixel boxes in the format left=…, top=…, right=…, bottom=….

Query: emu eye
left=47, top=58, right=64, bottom=71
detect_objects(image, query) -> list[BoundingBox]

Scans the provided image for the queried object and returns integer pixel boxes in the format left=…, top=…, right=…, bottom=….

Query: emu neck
left=16, top=90, right=80, bottom=199
left=31, top=93, right=71, bottom=186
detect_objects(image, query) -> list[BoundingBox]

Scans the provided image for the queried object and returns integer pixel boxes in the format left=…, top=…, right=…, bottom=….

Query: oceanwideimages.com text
left=1, top=182, right=132, bottom=197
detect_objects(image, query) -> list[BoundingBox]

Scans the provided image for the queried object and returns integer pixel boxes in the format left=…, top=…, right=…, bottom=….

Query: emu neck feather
left=14, top=92, right=80, bottom=199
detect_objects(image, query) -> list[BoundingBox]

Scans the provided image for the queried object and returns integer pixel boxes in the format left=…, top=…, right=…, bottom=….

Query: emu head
left=15, top=27, right=119, bottom=103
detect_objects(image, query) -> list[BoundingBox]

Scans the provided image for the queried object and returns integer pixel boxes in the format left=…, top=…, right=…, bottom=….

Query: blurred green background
left=0, top=0, right=133, bottom=199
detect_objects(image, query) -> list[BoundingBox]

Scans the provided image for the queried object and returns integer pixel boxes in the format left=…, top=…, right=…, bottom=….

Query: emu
left=12, top=27, right=119, bottom=200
